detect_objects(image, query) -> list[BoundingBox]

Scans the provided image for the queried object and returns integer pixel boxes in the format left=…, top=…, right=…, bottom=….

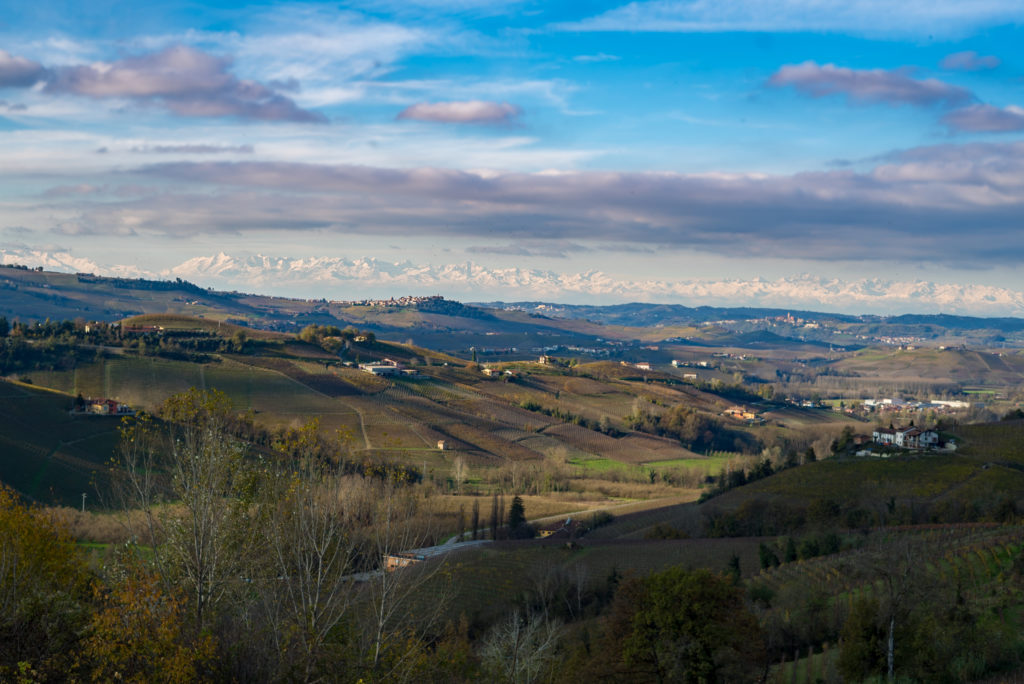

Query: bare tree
left=479, top=610, right=562, bottom=684
left=362, top=479, right=449, bottom=681
left=107, top=412, right=167, bottom=555
left=451, top=455, right=468, bottom=493
left=259, top=457, right=360, bottom=682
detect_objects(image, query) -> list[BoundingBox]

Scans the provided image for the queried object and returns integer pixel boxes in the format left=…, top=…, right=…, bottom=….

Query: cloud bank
left=2, top=45, right=325, bottom=123
left=941, top=104, right=1024, bottom=132
left=769, top=62, right=972, bottom=107
left=17, top=139, right=1022, bottom=266
left=769, top=61, right=1024, bottom=134
left=0, top=49, right=48, bottom=87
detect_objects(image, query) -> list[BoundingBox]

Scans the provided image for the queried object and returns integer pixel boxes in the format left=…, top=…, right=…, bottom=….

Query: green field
left=0, top=380, right=120, bottom=506
left=643, top=454, right=734, bottom=473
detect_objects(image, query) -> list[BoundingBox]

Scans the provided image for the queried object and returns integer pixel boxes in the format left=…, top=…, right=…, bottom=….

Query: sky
left=2, top=1, right=1024, bottom=314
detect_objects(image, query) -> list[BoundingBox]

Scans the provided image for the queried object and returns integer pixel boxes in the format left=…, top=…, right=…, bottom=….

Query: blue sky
left=3, top=1, right=1024, bottom=313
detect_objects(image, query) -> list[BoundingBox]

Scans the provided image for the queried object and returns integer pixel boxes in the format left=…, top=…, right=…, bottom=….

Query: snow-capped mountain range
left=3, top=248, right=1024, bottom=317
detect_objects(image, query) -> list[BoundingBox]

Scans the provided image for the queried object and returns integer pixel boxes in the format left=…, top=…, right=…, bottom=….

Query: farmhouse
left=383, top=552, right=425, bottom=571
left=724, top=406, right=760, bottom=421
left=873, top=427, right=896, bottom=445
left=360, top=363, right=401, bottom=377
left=74, top=398, right=135, bottom=416
left=872, top=425, right=939, bottom=449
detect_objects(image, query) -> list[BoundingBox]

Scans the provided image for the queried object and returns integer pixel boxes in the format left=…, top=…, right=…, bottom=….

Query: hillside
left=3, top=312, right=1023, bottom=683
left=0, top=379, right=120, bottom=506
left=2, top=314, right=864, bottom=508
left=7, top=265, right=1024, bottom=360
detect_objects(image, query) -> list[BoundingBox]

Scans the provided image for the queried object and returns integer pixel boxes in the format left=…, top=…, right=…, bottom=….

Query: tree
left=838, top=535, right=929, bottom=682
left=508, top=495, right=526, bottom=530
left=784, top=536, right=798, bottom=563
left=479, top=610, right=562, bottom=684
left=758, top=542, right=780, bottom=570
left=257, top=430, right=360, bottom=682
left=838, top=596, right=886, bottom=680
left=490, top=492, right=499, bottom=540
left=159, top=388, right=256, bottom=631
left=230, top=329, right=248, bottom=353
left=363, top=479, right=449, bottom=681
left=727, top=553, right=741, bottom=583
left=615, top=567, right=766, bottom=683
left=0, top=316, right=8, bottom=338
left=452, top=455, right=468, bottom=492
left=84, top=552, right=216, bottom=683
left=471, top=499, right=480, bottom=540
left=456, top=504, right=467, bottom=541
left=108, top=412, right=167, bottom=554
left=0, top=486, right=93, bottom=680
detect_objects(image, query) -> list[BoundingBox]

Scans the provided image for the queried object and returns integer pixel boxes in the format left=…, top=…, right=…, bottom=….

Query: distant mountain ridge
left=3, top=247, right=1024, bottom=317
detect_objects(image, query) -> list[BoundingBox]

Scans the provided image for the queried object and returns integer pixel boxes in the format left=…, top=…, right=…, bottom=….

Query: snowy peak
left=2, top=248, right=1023, bottom=316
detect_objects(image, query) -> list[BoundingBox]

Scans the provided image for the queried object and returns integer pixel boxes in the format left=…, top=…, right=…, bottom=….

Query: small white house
left=360, top=363, right=401, bottom=376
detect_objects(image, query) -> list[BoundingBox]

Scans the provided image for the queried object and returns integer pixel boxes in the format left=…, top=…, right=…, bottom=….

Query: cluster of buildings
left=71, top=398, right=135, bottom=416
left=481, top=367, right=517, bottom=378
left=334, top=295, right=444, bottom=308
left=529, top=344, right=610, bottom=357
left=862, top=398, right=971, bottom=413
left=760, top=313, right=820, bottom=329
left=358, top=358, right=421, bottom=378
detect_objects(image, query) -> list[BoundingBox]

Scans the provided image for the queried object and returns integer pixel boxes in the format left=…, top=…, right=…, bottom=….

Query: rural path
left=352, top=404, right=372, bottom=449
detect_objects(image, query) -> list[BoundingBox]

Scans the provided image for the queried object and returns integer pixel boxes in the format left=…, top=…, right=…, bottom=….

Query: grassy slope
left=834, top=347, right=1024, bottom=385
left=0, top=379, right=120, bottom=506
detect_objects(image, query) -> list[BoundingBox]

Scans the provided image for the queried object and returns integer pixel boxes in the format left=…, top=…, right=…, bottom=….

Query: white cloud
left=940, top=51, right=1000, bottom=71
left=573, top=53, right=621, bottom=63
left=557, top=0, right=1024, bottom=38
